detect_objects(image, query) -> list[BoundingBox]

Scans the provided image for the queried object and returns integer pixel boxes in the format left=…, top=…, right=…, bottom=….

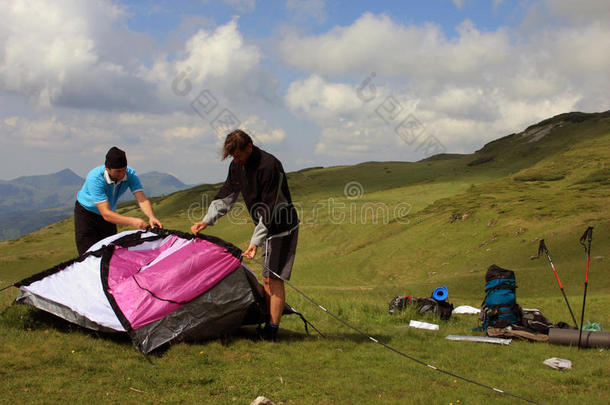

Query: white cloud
left=283, top=75, right=583, bottom=162
left=278, top=14, right=511, bottom=81
left=287, top=75, right=583, bottom=161
left=1, top=115, right=82, bottom=148
left=286, top=75, right=364, bottom=120
left=0, top=2, right=271, bottom=114
left=240, top=115, right=286, bottom=145
left=0, top=108, right=287, bottom=183
left=0, top=0, right=101, bottom=105
left=542, top=0, right=610, bottom=26
left=279, top=11, right=610, bottom=160
left=0, top=0, right=155, bottom=110
left=546, top=23, right=610, bottom=74
left=425, top=86, right=500, bottom=121
left=1, top=1, right=609, bottom=184
left=286, top=0, right=327, bottom=24
left=143, top=17, right=280, bottom=115
left=420, top=90, right=581, bottom=152
left=0, top=111, right=225, bottom=183
left=174, top=18, right=262, bottom=84
left=162, top=126, right=202, bottom=140
left=3, top=116, right=19, bottom=127
left=0, top=5, right=284, bottom=182
left=285, top=75, right=415, bottom=158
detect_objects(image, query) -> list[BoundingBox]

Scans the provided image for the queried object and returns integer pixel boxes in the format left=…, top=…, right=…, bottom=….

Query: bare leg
left=263, top=277, right=285, bottom=325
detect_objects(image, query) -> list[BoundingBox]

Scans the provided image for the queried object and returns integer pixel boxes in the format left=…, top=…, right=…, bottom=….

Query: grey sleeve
left=250, top=216, right=269, bottom=247
left=202, top=192, right=239, bottom=225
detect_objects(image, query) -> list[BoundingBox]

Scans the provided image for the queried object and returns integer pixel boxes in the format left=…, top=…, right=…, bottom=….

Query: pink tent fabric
left=108, top=236, right=241, bottom=329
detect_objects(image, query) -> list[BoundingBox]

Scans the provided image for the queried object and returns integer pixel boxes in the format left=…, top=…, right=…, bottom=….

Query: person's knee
left=271, top=281, right=285, bottom=297
left=264, top=277, right=284, bottom=295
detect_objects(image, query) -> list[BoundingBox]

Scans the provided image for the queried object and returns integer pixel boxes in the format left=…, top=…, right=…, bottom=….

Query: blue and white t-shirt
left=77, top=166, right=143, bottom=215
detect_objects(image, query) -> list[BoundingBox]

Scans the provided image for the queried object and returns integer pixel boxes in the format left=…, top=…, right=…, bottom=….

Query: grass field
left=1, top=111, right=609, bottom=404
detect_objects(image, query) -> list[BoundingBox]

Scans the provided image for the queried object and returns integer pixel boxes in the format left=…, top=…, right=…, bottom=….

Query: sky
left=1, top=0, right=609, bottom=184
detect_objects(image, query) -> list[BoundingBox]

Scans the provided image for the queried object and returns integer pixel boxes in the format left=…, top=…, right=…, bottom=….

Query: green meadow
left=1, top=111, right=609, bottom=404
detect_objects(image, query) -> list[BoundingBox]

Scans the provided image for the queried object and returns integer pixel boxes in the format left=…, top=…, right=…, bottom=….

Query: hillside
left=1, top=110, right=608, bottom=296
left=0, top=110, right=609, bottom=404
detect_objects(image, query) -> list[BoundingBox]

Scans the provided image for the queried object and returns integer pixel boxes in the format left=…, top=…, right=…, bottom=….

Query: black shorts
left=261, top=227, right=298, bottom=280
left=74, top=201, right=117, bottom=255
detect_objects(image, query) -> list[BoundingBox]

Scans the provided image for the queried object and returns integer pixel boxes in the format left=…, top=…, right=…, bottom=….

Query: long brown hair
left=222, top=130, right=253, bottom=160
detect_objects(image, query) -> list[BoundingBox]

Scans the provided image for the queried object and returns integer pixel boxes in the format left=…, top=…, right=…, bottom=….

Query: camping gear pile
left=386, top=226, right=608, bottom=349
left=389, top=285, right=454, bottom=321
left=480, top=226, right=608, bottom=348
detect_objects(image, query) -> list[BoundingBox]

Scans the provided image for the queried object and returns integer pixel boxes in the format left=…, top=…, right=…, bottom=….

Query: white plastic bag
left=543, top=357, right=572, bottom=370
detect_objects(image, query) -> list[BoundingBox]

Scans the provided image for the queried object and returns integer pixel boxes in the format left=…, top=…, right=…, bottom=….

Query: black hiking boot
left=257, top=323, right=279, bottom=343
left=256, top=324, right=268, bottom=341
left=269, top=324, right=279, bottom=343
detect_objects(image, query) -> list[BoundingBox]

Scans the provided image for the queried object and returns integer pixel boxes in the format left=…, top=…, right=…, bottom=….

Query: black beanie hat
left=105, top=147, right=127, bottom=169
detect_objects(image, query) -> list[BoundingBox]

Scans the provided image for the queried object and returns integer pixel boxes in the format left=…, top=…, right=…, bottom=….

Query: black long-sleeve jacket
left=203, top=146, right=299, bottom=245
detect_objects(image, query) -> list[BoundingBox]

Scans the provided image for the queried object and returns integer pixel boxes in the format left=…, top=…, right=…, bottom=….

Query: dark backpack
left=388, top=295, right=453, bottom=320
left=388, top=295, right=412, bottom=314
left=520, top=308, right=576, bottom=334
left=520, top=309, right=554, bottom=334
left=480, top=265, right=522, bottom=330
left=414, top=297, right=454, bottom=321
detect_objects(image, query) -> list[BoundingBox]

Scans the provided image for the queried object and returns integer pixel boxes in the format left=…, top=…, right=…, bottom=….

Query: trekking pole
left=535, top=240, right=578, bottom=327
left=577, top=226, right=593, bottom=350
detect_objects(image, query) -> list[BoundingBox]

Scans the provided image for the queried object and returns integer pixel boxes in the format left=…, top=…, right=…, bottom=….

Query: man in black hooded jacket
left=191, top=130, right=299, bottom=342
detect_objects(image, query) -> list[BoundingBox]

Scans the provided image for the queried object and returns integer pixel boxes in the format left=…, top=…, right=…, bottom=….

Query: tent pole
left=0, top=284, right=15, bottom=293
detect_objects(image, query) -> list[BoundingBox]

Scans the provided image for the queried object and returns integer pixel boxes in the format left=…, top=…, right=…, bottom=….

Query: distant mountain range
left=119, top=171, right=191, bottom=202
left=0, top=169, right=193, bottom=240
left=0, top=168, right=83, bottom=214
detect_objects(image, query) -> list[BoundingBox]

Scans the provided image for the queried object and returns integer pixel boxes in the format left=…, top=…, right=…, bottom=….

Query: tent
left=15, top=228, right=306, bottom=354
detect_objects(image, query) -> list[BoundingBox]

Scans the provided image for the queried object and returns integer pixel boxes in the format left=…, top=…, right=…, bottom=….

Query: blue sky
left=1, top=0, right=609, bottom=184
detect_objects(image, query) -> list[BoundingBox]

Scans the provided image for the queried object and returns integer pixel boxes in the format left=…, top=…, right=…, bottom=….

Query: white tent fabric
left=21, top=254, right=125, bottom=331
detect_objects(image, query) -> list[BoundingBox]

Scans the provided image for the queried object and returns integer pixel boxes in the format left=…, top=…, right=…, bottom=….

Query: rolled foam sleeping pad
left=432, top=285, right=448, bottom=301
left=548, top=328, right=610, bottom=348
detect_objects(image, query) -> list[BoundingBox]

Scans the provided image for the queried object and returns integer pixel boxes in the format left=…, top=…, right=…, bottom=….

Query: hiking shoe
left=269, top=325, right=279, bottom=343
left=257, top=324, right=269, bottom=341
left=257, top=324, right=279, bottom=343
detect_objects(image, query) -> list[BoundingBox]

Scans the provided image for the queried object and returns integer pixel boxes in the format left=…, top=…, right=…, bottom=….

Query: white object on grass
left=452, top=305, right=481, bottom=315
left=543, top=357, right=572, bottom=371
left=445, top=335, right=511, bottom=345
left=409, top=320, right=439, bottom=330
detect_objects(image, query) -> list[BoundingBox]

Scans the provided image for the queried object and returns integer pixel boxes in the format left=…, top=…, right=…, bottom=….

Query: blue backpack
left=480, top=265, right=522, bottom=330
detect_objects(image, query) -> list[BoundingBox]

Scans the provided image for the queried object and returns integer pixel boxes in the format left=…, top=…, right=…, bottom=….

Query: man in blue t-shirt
left=74, top=146, right=163, bottom=255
